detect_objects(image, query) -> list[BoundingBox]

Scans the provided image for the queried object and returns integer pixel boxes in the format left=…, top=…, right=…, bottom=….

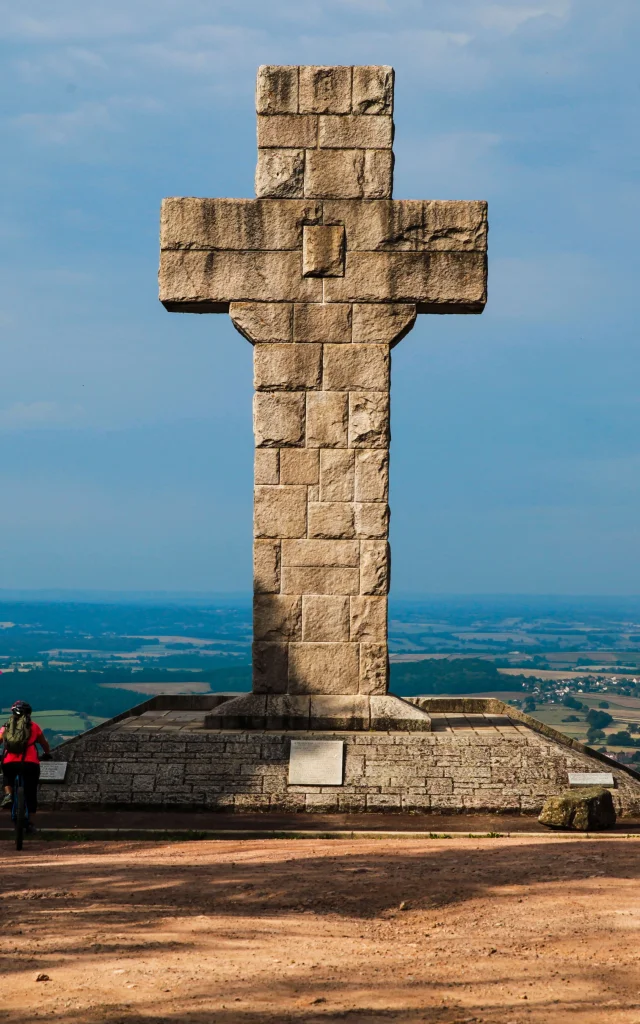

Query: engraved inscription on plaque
left=288, top=741, right=344, bottom=786
left=568, top=772, right=614, bottom=787
left=39, top=762, right=68, bottom=783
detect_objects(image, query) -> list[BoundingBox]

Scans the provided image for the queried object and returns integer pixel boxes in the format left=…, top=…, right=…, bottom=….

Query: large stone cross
left=160, top=65, right=487, bottom=729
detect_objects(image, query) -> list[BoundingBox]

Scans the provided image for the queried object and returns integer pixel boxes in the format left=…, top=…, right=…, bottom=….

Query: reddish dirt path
left=2, top=836, right=640, bottom=1024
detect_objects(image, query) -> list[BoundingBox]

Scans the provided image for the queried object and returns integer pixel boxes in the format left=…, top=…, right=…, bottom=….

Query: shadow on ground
left=2, top=838, right=638, bottom=1023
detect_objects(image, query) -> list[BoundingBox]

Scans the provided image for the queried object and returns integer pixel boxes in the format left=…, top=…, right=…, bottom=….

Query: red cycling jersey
left=1, top=722, right=45, bottom=764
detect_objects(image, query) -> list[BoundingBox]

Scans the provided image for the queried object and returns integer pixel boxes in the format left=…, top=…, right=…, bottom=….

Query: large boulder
left=539, top=787, right=616, bottom=831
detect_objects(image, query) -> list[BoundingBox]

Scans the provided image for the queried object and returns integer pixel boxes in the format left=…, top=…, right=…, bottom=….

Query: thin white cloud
left=394, top=131, right=502, bottom=199
left=12, top=94, right=163, bottom=145
left=0, top=8, right=140, bottom=41
left=0, top=402, right=83, bottom=430
left=490, top=252, right=617, bottom=323
left=14, top=46, right=109, bottom=84
left=477, top=1, right=571, bottom=34
left=13, top=102, right=114, bottom=144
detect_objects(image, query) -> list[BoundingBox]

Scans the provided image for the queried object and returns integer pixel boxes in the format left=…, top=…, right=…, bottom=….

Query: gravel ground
left=2, top=835, right=640, bottom=1024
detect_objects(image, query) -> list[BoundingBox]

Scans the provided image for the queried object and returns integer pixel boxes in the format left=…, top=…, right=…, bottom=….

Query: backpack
left=3, top=716, right=31, bottom=755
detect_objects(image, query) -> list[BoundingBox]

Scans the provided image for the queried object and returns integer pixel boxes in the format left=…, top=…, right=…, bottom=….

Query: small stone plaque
left=568, top=772, right=614, bottom=788
left=288, top=740, right=344, bottom=786
left=39, top=762, right=68, bottom=783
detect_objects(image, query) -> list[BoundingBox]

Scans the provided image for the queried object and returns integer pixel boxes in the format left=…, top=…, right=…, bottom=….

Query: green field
left=528, top=694, right=640, bottom=750
left=27, top=710, right=107, bottom=734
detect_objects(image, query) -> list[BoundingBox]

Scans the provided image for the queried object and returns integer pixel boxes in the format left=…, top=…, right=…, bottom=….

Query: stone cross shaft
left=160, top=65, right=487, bottom=703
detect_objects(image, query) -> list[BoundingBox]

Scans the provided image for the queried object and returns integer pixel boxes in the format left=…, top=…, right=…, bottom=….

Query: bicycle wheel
left=15, top=783, right=25, bottom=851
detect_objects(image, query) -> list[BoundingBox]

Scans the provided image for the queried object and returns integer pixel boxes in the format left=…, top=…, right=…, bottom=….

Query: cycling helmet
left=11, top=701, right=32, bottom=717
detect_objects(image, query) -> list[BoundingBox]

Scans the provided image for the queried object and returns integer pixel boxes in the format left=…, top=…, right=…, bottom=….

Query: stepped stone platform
left=203, top=692, right=432, bottom=730
left=40, top=694, right=640, bottom=816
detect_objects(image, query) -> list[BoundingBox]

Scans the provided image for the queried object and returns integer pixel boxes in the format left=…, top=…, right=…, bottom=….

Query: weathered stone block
left=299, top=66, right=352, bottom=114
left=370, top=696, right=431, bottom=729
left=428, top=778, right=455, bottom=795
left=254, top=485, right=307, bottom=538
left=352, top=66, right=394, bottom=115
left=539, top=788, right=616, bottom=831
left=265, top=695, right=311, bottom=729
left=350, top=596, right=387, bottom=641
left=256, top=65, right=299, bottom=114
left=355, top=501, right=389, bottom=538
left=305, top=792, right=340, bottom=809
left=281, top=566, right=360, bottom=595
left=348, top=392, right=389, bottom=447
left=323, top=344, right=389, bottom=391
left=320, top=448, right=354, bottom=501
left=254, top=343, right=322, bottom=391
left=363, top=150, right=393, bottom=199
left=254, top=448, right=279, bottom=485
left=338, top=794, right=368, bottom=812
left=302, top=225, right=345, bottom=277
left=255, top=150, right=305, bottom=199
left=352, top=304, right=416, bottom=346
left=402, top=794, right=432, bottom=809
left=257, top=114, right=317, bottom=148
left=288, top=641, right=360, bottom=694
left=253, top=595, right=302, bottom=641
left=253, top=644, right=288, bottom=693
left=322, top=200, right=487, bottom=252
left=231, top=302, right=293, bottom=344
left=160, top=250, right=322, bottom=308
left=161, top=198, right=322, bottom=253
left=366, top=794, right=400, bottom=809
left=318, top=115, right=393, bottom=149
left=279, top=448, right=319, bottom=485
left=293, top=302, right=351, bottom=343
left=354, top=449, right=388, bottom=501
left=302, top=595, right=350, bottom=642
left=282, top=539, right=359, bottom=566
left=305, top=150, right=364, bottom=199
left=306, top=391, right=348, bottom=447
left=420, top=199, right=488, bottom=251
left=360, top=540, right=389, bottom=595
left=308, top=501, right=355, bottom=539
left=324, top=251, right=487, bottom=308
left=254, top=392, right=305, bottom=447
left=310, top=695, right=370, bottom=729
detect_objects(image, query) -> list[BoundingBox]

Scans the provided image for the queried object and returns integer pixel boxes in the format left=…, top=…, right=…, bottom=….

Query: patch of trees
left=586, top=709, right=613, bottom=730
left=1, top=664, right=251, bottom=719
left=562, top=695, right=586, bottom=711
left=391, top=658, right=525, bottom=696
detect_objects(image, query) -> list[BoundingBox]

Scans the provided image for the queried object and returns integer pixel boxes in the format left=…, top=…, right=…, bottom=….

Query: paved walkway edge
left=2, top=828, right=640, bottom=841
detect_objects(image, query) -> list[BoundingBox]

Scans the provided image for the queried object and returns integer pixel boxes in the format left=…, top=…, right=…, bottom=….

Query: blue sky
left=1, top=0, right=639, bottom=595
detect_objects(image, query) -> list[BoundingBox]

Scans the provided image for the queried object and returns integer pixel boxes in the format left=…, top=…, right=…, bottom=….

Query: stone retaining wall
left=40, top=724, right=640, bottom=816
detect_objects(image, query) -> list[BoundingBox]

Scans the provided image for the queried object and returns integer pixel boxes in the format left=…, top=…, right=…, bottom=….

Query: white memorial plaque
left=39, top=761, right=68, bottom=783
left=288, top=741, right=344, bottom=786
left=568, top=772, right=614, bottom=787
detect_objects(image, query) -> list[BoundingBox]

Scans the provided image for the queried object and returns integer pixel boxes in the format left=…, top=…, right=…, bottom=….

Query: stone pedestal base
left=203, top=693, right=431, bottom=731
left=39, top=696, right=640, bottom=815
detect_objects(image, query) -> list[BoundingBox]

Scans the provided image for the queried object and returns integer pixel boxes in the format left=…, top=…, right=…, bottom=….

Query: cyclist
left=1, top=701, right=51, bottom=832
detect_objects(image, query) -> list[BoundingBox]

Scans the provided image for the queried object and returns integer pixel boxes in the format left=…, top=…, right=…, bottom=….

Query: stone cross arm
left=158, top=66, right=488, bottom=725
left=160, top=66, right=486, bottom=320
left=160, top=195, right=486, bottom=315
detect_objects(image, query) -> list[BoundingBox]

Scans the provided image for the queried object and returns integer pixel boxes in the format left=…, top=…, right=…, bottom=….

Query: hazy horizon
left=3, top=590, right=640, bottom=610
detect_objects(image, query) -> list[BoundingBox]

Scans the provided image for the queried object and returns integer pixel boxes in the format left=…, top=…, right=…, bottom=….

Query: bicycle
left=11, top=770, right=28, bottom=851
